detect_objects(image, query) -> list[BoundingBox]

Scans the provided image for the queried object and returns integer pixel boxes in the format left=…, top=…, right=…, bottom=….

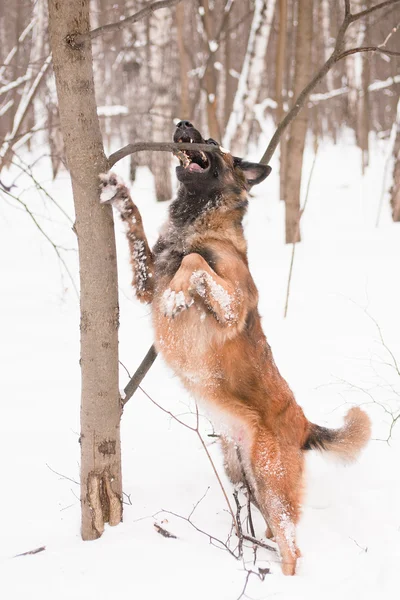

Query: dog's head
left=173, top=121, right=271, bottom=195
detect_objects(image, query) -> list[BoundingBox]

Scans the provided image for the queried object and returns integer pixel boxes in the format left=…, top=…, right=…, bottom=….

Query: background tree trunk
left=150, top=6, right=173, bottom=201
left=199, top=0, right=221, bottom=140
left=223, top=0, right=276, bottom=154
left=390, top=100, right=400, bottom=222
left=48, top=0, right=122, bottom=541
left=284, top=0, right=313, bottom=244
left=176, top=1, right=191, bottom=120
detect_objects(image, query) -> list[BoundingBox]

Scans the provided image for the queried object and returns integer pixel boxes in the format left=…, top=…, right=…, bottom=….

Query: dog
left=100, top=121, right=371, bottom=575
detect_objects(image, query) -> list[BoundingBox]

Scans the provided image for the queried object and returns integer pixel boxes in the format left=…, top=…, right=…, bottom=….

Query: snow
left=190, top=269, right=235, bottom=323
left=0, top=132, right=400, bottom=599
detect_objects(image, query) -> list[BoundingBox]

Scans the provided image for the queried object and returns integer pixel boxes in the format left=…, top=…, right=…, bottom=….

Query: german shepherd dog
left=100, top=121, right=371, bottom=575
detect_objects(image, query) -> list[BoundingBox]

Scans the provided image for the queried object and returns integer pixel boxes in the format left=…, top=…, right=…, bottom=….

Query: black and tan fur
left=100, top=122, right=371, bottom=575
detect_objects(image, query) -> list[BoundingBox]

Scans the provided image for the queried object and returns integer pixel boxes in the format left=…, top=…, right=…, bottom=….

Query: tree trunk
left=199, top=0, right=221, bottom=140
left=150, top=6, right=173, bottom=201
left=276, top=0, right=288, bottom=202
left=284, top=0, right=313, bottom=244
left=223, top=0, right=276, bottom=154
left=390, top=101, right=400, bottom=222
left=48, top=0, right=122, bottom=541
left=176, top=2, right=191, bottom=120
left=275, top=0, right=287, bottom=124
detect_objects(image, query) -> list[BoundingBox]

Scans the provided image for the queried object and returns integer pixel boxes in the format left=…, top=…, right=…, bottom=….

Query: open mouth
left=175, top=137, right=210, bottom=173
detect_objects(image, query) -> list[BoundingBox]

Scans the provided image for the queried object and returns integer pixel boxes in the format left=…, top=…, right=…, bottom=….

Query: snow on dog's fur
left=100, top=121, right=371, bottom=575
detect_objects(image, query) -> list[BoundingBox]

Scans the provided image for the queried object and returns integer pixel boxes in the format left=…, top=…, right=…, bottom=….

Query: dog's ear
left=234, top=157, right=272, bottom=187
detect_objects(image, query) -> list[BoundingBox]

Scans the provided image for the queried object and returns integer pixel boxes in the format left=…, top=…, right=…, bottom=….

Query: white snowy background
left=1, top=128, right=399, bottom=600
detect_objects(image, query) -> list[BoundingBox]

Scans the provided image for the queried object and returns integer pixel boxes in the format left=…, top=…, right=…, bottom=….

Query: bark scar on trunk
left=87, top=470, right=122, bottom=536
left=98, top=439, right=116, bottom=455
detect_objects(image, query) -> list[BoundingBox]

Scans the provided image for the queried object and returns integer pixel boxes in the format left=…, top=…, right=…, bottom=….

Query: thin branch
left=10, top=155, right=74, bottom=225
left=46, top=463, right=79, bottom=486
left=122, top=345, right=157, bottom=404
left=0, top=19, right=35, bottom=83
left=0, top=187, right=78, bottom=298
left=337, top=46, right=400, bottom=60
left=153, top=523, right=177, bottom=538
left=241, top=535, right=276, bottom=553
left=283, top=144, right=319, bottom=318
left=72, top=0, right=185, bottom=46
left=259, top=0, right=400, bottom=165
left=350, top=0, right=400, bottom=22
left=233, top=491, right=244, bottom=558
left=138, top=385, right=239, bottom=536
left=108, top=141, right=221, bottom=168
left=14, top=546, right=46, bottom=558
left=159, top=507, right=238, bottom=558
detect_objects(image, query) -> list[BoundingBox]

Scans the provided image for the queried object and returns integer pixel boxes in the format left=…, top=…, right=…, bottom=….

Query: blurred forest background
left=1, top=0, right=399, bottom=234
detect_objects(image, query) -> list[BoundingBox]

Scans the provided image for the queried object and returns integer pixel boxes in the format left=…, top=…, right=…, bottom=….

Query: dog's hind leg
left=250, top=433, right=304, bottom=575
left=220, top=436, right=244, bottom=486
left=100, top=173, right=154, bottom=303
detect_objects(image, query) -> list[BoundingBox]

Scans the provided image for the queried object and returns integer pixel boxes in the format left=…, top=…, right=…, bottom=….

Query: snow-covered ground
left=1, top=134, right=399, bottom=600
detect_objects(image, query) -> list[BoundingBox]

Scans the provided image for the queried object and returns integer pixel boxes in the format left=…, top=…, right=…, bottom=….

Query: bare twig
left=122, top=346, right=158, bottom=405
left=350, top=0, right=400, bottom=21
left=283, top=143, right=319, bottom=318
left=72, top=0, right=186, bottom=46
left=158, top=507, right=238, bottom=558
left=108, top=141, right=221, bottom=168
left=46, top=463, right=79, bottom=485
left=233, top=491, right=244, bottom=558
left=236, top=570, right=252, bottom=600
left=260, top=0, right=400, bottom=165
left=0, top=187, right=78, bottom=298
left=337, top=46, right=400, bottom=60
left=10, top=155, right=74, bottom=225
left=241, top=535, right=276, bottom=553
left=138, top=385, right=239, bottom=536
left=14, top=546, right=46, bottom=558
left=153, top=523, right=177, bottom=538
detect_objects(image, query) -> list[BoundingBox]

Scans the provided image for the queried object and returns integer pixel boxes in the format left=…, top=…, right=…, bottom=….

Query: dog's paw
left=99, top=172, right=122, bottom=203
left=99, top=172, right=135, bottom=218
left=161, top=288, right=194, bottom=318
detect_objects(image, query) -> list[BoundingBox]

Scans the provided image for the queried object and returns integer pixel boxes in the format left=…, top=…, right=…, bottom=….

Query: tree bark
left=48, top=0, right=122, bottom=541
left=223, top=0, right=276, bottom=154
left=390, top=100, right=400, bottom=221
left=275, top=0, right=287, bottom=124
left=149, top=5, right=173, bottom=201
left=284, top=0, right=313, bottom=244
left=176, top=1, right=191, bottom=120
left=199, top=0, right=221, bottom=140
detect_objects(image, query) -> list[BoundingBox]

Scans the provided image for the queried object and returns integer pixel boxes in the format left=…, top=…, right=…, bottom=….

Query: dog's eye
left=206, top=138, right=219, bottom=146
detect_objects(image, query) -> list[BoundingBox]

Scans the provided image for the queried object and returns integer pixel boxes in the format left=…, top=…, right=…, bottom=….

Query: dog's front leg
left=100, top=173, right=154, bottom=303
left=162, top=253, right=245, bottom=327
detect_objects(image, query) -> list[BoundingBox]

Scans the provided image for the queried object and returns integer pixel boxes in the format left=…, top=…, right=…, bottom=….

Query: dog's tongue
left=188, top=162, right=203, bottom=172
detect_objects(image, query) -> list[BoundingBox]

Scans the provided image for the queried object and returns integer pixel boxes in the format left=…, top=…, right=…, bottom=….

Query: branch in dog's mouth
left=108, top=142, right=221, bottom=168
left=174, top=146, right=210, bottom=172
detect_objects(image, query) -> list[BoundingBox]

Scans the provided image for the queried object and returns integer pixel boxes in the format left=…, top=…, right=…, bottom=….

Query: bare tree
left=390, top=98, right=400, bottom=221
left=149, top=5, right=174, bottom=201
left=48, top=0, right=122, bottom=540
left=284, top=0, right=314, bottom=244
left=224, top=0, right=276, bottom=154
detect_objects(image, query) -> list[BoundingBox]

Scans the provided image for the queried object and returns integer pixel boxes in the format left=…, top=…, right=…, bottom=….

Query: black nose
left=176, top=120, right=193, bottom=129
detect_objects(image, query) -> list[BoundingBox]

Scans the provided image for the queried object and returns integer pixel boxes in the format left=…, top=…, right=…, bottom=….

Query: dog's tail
left=303, top=407, right=371, bottom=462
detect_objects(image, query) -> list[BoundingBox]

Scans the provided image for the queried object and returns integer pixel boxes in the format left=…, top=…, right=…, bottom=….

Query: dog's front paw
left=99, top=172, right=122, bottom=203
left=99, top=172, right=133, bottom=216
left=161, top=288, right=194, bottom=318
